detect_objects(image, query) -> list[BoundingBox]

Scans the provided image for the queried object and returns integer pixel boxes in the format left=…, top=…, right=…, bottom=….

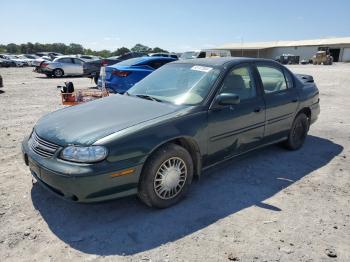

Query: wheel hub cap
left=153, top=157, right=187, bottom=200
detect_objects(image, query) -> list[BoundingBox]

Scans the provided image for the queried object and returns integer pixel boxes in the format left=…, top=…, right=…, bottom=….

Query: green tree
left=51, top=43, right=67, bottom=54
left=151, top=47, right=168, bottom=53
left=6, top=43, right=20, bottom=54
left=111, top=47, right=130, bottom=56
left=34, top=42, right=45, bottom=52
left=0, top=45, right=6, bottom=53
left=67, top=43, right=84, bottom=54
left=96, top=49, right=112, bottom=58
left=131, top=43, right=151, bottom=53
left=26, top=42, right=35, bottom=54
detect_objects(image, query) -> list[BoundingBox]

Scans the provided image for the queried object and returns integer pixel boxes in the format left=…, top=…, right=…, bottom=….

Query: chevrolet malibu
left=22, top=58, right=320, bottom=208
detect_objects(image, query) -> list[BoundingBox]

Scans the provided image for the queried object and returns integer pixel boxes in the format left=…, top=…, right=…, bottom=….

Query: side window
left=73, top=59, right=83, bottom=65
left=219, top=66, right=256, bottom=100
left=257, top=66, right=287, bottom=93
left=58, top=58, right=72, bottom=64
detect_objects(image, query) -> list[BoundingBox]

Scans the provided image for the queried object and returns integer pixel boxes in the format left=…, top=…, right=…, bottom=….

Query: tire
left=138, top=143, right=194, bottom=208
left=284, top=113, right=309, bottom=150
left=53, top=68, right=64, bottom=78
left=93, top=76, right=99, bottom=85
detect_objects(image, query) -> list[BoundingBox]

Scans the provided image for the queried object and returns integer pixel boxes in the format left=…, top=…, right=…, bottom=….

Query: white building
left=215, top=37, right=350, bottom=62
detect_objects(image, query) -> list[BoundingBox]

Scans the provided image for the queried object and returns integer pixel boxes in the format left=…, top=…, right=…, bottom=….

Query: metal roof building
left=215, top=37, right=350, bottom=62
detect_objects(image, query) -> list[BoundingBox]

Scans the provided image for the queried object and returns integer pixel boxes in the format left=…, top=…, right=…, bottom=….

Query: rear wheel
left=284, top=113, right=309, bottom=150
left=53, top=68, right=64, bottom=77
left=138, top=143, right=193, bottom=208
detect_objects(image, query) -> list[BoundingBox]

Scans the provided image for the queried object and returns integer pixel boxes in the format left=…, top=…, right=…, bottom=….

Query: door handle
left=254, top=107, right=261, bottom=113
left=291, top=98, right=298, bottom=103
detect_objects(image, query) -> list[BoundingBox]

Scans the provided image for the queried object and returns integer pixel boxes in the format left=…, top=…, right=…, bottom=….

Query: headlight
left=60, top=146, right=108, bottom=163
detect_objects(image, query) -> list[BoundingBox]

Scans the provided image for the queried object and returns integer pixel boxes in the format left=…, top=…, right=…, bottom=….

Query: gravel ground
left=0, top=65, right=349, bottom=262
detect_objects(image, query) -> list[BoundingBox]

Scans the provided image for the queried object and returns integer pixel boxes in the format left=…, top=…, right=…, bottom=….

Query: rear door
left=255, top=62, right=299, bottom=141
left=72, top=58, right=84, bottom=75
left=57, top=58, right=75, bottom=74
left=207, top=63, right=266, bottom=164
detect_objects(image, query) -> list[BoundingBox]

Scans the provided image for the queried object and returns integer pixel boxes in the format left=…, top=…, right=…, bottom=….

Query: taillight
left=112, top=70, right=131, bottom=77
left=41, top=63, right=48, bottom=67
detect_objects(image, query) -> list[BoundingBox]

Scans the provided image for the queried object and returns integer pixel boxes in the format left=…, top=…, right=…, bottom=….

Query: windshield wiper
left=135, top=94, right=163, bottom=102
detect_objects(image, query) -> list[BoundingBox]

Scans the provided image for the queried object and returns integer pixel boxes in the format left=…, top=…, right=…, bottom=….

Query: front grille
left=28, top=132, right=59, bottom=158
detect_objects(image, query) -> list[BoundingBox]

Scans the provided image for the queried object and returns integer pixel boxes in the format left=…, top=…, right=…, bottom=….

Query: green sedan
left=22, top=57, right=320, bottom=208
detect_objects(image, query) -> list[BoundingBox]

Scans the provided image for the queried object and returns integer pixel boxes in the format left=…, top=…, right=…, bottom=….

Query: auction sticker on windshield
left=191, top=65, right=213, bottom=73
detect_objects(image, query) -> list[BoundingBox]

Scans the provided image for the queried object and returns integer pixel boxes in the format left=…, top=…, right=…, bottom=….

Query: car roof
left=172, top=57, right=278, bottom=67
left=137, top=56, right=176, bottom=62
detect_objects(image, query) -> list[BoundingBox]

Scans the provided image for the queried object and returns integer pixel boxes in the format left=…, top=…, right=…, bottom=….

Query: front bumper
left=22, top=137, right=143, bottom=203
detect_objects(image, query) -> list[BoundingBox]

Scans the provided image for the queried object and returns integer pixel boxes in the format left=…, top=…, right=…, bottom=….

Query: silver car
left=40, top=56, right=86, bottom=77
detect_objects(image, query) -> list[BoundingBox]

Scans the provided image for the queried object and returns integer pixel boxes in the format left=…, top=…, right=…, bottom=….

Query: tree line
left=0, top=42, right=169, bottom=58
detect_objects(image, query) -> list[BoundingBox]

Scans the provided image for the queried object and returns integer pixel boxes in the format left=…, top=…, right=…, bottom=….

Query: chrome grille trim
left=29, top=132, right=59, bottom=158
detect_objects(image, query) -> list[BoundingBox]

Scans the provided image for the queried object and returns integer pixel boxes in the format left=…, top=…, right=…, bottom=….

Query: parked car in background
left=22, top=54, right=40, bottom=66
left=149, top=53, right=178, bottom=59
left=22, top=57, right=320, bottom=207
left=109, top=52, right=146, bottom=61
left=98, top=56, right=177, bottom=93
left=0, top=58, right=15, bottom=67
left=275, top=54, right=300, bottom=65
left=36, top=52, right=63, bottom=60
left=33, top=56, right=53, bottom=68
left=16, top=55, right=36, bottom=66
left=77, top=55, right=101, bottom=61
left=0, top=54, right=28, bottom=67
left=36, top=56, right=87, bottom=77
left=180, top=51, right=200, bottom=59
left=84, top=52, right=147, bottom=84
left=23, top=54, right=40, bottom=60
left=180, top=49, right=231, bottom=59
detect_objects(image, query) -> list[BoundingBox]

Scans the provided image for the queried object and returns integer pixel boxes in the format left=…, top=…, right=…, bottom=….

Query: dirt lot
left=0, top=64, right=349, bottom=262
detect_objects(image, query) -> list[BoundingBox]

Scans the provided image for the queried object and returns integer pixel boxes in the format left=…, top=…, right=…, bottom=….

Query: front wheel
left=284, top=113, right=309, bottom=150
left=138, top=144, right=193, bottom=208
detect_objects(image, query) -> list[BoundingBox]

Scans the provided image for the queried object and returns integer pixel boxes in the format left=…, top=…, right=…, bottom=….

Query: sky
left=1, top=0, right=349, bottom=52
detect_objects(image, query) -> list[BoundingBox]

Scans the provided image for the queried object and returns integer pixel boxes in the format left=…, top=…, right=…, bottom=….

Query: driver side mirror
left=216, top=93, right=240, bottom=105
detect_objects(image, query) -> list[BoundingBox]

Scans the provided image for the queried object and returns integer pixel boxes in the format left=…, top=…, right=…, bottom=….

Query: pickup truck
left=22, top=57, right=320, bottom=208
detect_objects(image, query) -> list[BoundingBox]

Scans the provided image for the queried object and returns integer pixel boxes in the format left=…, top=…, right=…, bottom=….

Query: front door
left=207, top=64, right=266, bottom=165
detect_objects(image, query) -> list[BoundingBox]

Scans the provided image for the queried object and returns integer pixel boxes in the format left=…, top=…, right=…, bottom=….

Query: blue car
left=98, top=56, right=177, bottom=93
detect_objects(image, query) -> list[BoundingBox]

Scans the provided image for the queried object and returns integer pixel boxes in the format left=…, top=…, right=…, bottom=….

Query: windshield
left=128, top=63, right=221, bottom=105
left=117, top=57, right=146, bottom=66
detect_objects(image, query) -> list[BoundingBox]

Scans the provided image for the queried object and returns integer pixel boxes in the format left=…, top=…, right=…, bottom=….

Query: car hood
left=35, top=94, right=181, bottom=146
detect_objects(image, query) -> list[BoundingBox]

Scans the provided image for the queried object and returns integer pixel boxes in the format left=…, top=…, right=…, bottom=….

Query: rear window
left=117, top=57, right=146, bottom=66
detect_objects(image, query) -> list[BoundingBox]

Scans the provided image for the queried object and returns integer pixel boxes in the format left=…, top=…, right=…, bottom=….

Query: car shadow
left=31, top=135, right=343, bottom=256
left=35, top=75, right=86, bottom=79
left=0, top=90, right=5, bottom=94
